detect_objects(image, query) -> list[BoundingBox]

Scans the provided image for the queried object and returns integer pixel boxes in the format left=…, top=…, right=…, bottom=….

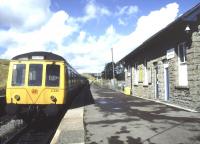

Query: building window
left=134, top=63, right=138, bottom=85
left=144, top=60, right=148, bottom=85
left=127, top=66, right=131, bottom=77
left=178, top=42, right=188, bottom=86
left=148, top=67, right=152, bottom=84
left=132, top=66, right=134, bottom=83
left=138, top=64, right=143, bottom=83
left=178, top=42, right=187, bottom=63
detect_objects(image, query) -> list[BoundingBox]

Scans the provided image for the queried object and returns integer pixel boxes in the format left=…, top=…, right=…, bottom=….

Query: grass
left=0, top=59, right=9, bottom=89
left=81, top=73, right=96, bottom=83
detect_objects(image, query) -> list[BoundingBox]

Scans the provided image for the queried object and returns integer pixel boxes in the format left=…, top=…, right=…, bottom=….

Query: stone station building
left=118, top=3, right=200, bottom=111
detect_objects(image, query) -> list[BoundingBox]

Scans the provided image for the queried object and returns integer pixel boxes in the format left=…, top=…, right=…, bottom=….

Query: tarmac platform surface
left=52, top=84, right=200, bottom=144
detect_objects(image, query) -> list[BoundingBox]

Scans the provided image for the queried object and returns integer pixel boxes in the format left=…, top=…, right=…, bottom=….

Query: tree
left=115, top=64, right=125, bottom=81
left=102, top=62, right=116, bottom=80
left=101, top=70, right=105, bottom=79
left=102, top=62, right=125, bottom=80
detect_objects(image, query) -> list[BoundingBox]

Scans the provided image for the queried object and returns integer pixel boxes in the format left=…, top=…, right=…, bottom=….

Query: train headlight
left=14, top=95, right=20, bottom=101
left=50, top=95, right=57, bottom=103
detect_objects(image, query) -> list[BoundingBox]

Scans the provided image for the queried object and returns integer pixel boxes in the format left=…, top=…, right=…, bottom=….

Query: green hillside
left=0, top=59, right=9, bottom=89
left=81, top=73, right=96, bottom=83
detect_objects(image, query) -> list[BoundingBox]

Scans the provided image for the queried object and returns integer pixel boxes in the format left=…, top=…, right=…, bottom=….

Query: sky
left=0, top=0, right=199, bottom=73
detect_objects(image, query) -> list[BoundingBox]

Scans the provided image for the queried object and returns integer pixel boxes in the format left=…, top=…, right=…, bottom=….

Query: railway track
left=2, top=106, right=69, bottom=144
left=0, top=116, right=24, bottom=143
left=0, top=105, right=66, bottom=144
left=3, top=118, right=59, bottom=144
left=0, top=115, right=14, bottom=127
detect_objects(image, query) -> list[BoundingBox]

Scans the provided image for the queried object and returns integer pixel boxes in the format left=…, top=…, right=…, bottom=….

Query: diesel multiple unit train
left=6, top=51, right=87, bottom=120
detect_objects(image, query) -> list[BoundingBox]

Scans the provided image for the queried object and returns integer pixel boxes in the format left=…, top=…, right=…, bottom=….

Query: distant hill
left=81, top=73, right=96, bottom=83
left=0, top=59, right=9, bottom=89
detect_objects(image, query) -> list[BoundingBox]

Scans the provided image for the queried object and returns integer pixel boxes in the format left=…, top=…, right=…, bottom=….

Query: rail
left=2, top=119, right=57, bottom=144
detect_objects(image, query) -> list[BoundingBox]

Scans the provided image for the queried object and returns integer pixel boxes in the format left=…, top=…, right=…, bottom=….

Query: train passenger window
left=46, top=65, right=60, bottom=87
left=71, top=71, right=73, bottom=85
left=72, top=72, right=74, bottom=85
left=68, top=69, right=71, bottom=87
left=12, top=64, right=26, bottom=86
left=28, top=64, right=43, bottom=86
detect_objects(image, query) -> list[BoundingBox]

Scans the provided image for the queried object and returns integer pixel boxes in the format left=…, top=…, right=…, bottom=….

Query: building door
left=164, top=63, right=169, bottom=101
left=154, top=66, right=159, bottom=99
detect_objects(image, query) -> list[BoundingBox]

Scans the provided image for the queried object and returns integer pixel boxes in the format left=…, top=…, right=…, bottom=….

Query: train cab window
left=46, top=65, right=60, bottom=87
left=28, top=64, right=43, bottom=86
left=12, top=64, right=26, bottom=86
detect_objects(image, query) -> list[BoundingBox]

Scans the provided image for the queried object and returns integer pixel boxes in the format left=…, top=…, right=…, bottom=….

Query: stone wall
left=190, top=26, right=200, bottom=110
left=125, top=24, right=200, bottom=111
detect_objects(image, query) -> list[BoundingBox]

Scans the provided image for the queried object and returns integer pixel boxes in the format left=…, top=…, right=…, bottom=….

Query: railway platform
left=51, top=107, right=84, bottom=144
left=51, top=83, right=94, bottom=144
left=52, top=84, right=200, bottom=144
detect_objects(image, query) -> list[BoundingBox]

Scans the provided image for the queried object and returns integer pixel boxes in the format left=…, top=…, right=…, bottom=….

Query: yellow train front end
left=6, top=60, right=66, bottom=118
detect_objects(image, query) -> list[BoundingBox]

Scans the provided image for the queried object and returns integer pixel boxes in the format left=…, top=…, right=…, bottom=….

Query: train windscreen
left=46, top=64, right=60, bottom=87
left=28, top=64, right=43, bottom=86
left=12, top=64, right=26, bottom=86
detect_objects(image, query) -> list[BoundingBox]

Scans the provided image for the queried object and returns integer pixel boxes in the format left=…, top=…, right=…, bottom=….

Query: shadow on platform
left=70, top=83, right=94, bottom=109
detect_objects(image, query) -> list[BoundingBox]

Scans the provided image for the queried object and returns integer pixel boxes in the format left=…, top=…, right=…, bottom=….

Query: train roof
left=12, top=51, right=81, bottom=74
left=12, top=51, right=66, bottom=61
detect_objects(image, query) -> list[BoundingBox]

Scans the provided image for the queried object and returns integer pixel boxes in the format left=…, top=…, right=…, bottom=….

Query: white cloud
left=78, top=31, right=87, bottom=42
left=116, top=5, right=139, bottom=16
left=118, top=18, right=126, bottom=26
left=54, top=25, right=121, bottom=73
left=85, top=1, right=97, bottom=19
left=116, top=5, right=139, bottom=26
left=0, top=0, right=52, bottom=30
left=127, top=5, right=139, bottom=15
left=0, top=1, right=179, bottom=73
left=99, top=7, right=111, bottom=16
left=70, top=0, right=111, bottom=24
left=86, top=1, right=111, bottom=17
left=113, top=2, right=179, bottom=62
left=0, top=10, right=78, bottom=58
